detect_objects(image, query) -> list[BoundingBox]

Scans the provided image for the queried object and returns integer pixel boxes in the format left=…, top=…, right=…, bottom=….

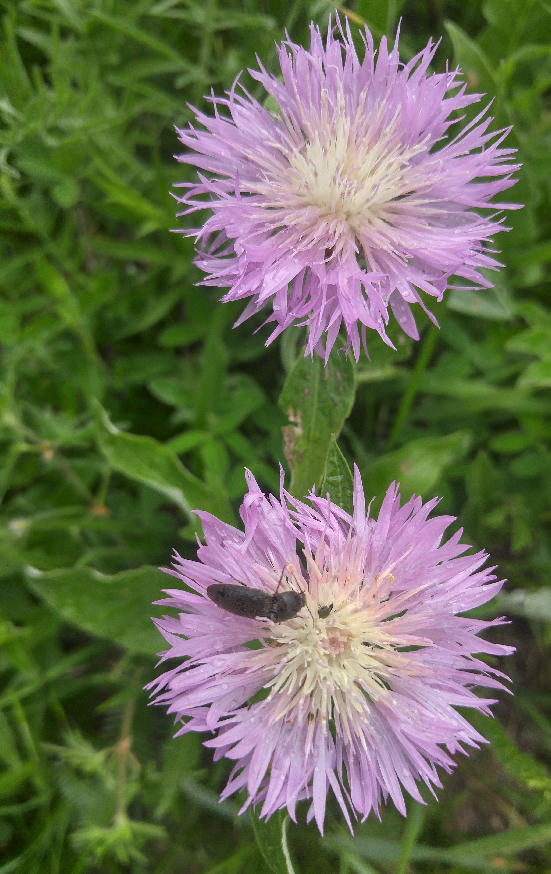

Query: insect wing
left=206, top=583, right=272, bottom=619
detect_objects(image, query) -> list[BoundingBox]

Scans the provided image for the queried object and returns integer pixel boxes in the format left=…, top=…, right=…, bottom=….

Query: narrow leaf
left=333, top=822, right=551, bottom=867
left=362, top=431, right=472, bottom=508
left=93, top=400, right=234, bottom=522
left=251, top=812, right=296, bottom=874
left=445, top=21, right=496, bottom=91
left=469, top=711, right=551, bottom=806
left=26, top=565, right=166, bottom=655
left=497, top=587, right=551, bottom=621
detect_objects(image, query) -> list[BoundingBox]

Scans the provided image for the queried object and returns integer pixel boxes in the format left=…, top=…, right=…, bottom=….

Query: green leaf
left=506, top=326, right=551, bottom=357
left=251, top=812, right=296, bottom=874
left=396, top=802, right=426, bottom=874
left=354, top=0, right=408, bottom=38
left=212, top=375, right=266, bottom=435
left=496, top=586, right=551, bottom=621
left=147, top=376, right=195, bottom=410
left=418, top=374, right=551, bottom=415
left=89, top=9, right=190, bottom=63
left=489, top=430, right=534, bottom=453
left=113, top=352, right=176, bottom=389
left=0, top=14, right=33, bottom=104
left=319, top=439, right=354, bottom=515
left=441, top=823, right=551, bottom=862
left=445, top=21, right=496, bottom=92
left=88, top=236, right=191, bottom=271
left=333, top=822, right=551, bottom=868
left=362, top=431, right=472, bottom=508
left=115, top=288, right=183, bottom=339
left=91, top=156, right=168, bottom=234
left=0, top=712, right=21, bottom=769
left=25, top=565, right=166, bottom=654
left=166, top=430, right=210, bottom=453
left=35, top=256, right=81, bottom=327
left=446, top=284, right=514, bottom=321
left=0, top=761, right=36, bottom=800
left=469, top=711, right=551, bottom=806
left=93, top=400, right=234, bottom=523
left=512, top=239, right=551, bottom=268
left=155, top=734, right=201, bottom=818
left=278, top=346, right=355, bottom=497
left=516, top=359, right=551, bottom=389
left=52, top=178, right=80, bottom=208
left=158, top=323, right=207, bottom=347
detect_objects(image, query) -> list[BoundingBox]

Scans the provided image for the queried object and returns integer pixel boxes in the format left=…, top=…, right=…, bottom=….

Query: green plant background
left=1, top=0, right=551, bottom=870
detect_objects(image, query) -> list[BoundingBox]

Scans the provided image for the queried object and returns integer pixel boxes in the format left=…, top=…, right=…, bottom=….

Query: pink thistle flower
left=148, top=468, right=513, bottom=833
left=173, top=17, right=520, bottom=361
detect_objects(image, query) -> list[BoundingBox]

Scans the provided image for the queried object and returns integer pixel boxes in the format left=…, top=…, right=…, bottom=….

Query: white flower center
left=262, top=574, right=423, bottom=733
left=289, top=124, right=407, bottom=232
left=258, top=91, right=430, bottom=253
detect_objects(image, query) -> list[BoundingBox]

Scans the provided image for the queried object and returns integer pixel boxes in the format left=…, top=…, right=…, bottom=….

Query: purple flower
left=173, top=17, right=520, bottom=361
left=148, top=468, right=513, bottom=833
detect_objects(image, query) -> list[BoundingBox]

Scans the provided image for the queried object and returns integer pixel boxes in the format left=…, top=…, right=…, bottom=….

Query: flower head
left=148, top=469, right=513, bottom=833
left=173, top=17, right=520, bottom=361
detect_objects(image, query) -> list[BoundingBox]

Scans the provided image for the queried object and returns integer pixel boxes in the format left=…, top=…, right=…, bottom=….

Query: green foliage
left=362, top=430, right=473, bottom=512
left=251, top=813, right=297, bottom=874
left=93, top=400, right=234, bottom=524
left=320, top=439, right=354, bottom=516
left=278, top=340, right=355, bottom=497
left=1, top=0, right=551, bottom=871
left=26, top=564, right=166, bottom=654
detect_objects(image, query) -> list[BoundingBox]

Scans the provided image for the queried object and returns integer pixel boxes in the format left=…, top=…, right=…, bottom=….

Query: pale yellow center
left=259, top=564, right=428, bottom=734
left=256, top=91, right=429, bottom=251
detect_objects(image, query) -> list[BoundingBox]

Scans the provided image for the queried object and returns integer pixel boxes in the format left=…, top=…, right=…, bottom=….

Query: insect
left=206, top=579, right=305, bottom=623
left=318, top=603, right=333, bottom=619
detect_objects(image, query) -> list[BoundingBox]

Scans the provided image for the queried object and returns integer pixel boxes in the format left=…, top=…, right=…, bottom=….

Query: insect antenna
left=281, top=561, right=314, bottom=623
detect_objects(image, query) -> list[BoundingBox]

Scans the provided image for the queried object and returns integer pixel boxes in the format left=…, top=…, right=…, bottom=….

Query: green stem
left=281, top=817, right=296, bottom=874
left=386, top=324, right=438, bottom=450
left=115, top=694, right=137, bottom=820
left=396, top=801, right=426, bottom=874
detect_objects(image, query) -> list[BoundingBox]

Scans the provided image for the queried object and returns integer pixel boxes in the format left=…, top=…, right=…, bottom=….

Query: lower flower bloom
left=148, top=468, right=513, bottom=833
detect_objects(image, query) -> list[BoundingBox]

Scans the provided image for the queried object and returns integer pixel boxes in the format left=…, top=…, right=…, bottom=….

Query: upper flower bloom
left=173, top=17, right=520, bottom=360
left=148, top=468, right=513, bottom=833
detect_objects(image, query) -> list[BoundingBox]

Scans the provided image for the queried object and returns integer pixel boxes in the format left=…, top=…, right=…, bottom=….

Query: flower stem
left=386, top=323, right=438, bottom=450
